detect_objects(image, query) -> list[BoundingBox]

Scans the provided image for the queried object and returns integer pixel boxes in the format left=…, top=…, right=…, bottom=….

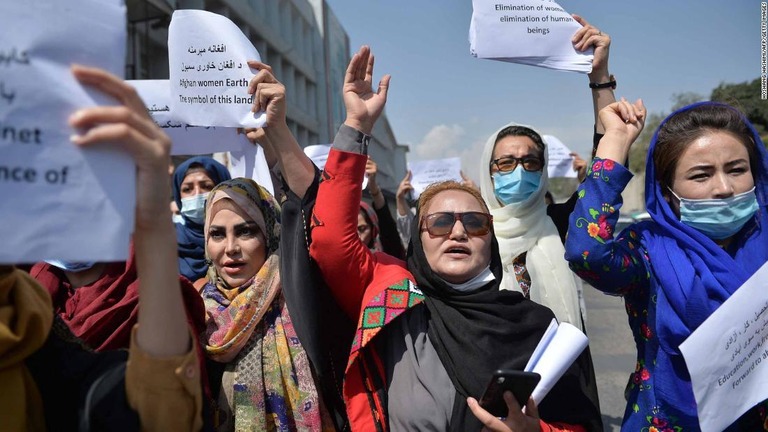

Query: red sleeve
left=309, top=149, right=375, bottom=320
left=539, top=420, right=587, bottom=432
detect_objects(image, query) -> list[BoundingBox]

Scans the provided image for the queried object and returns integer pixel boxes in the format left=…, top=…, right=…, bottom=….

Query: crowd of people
left=3, top=12, right=768, bottom=432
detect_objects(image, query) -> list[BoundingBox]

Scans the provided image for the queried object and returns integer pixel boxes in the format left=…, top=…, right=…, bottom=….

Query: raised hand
left=595, top=98, right=646, bottom=164
left=247, top=61, right=287, bottom=128
left=343, top=45, right=391, bottom=135
left=69, top=65, right=172, bottom=232
left=572, top=15, right=611, bottom=79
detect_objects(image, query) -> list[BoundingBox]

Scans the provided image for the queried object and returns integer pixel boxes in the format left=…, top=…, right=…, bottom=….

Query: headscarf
left=0, top=266, right=51, bottom=432
left=200, top=178, right=329, bottom=431
left=29, top=243, right=205, bottom=352
left=640, top=101, right=768, bottom=417
left=359, top=201, right=383, bottom=252
left=173, top=156, right=231, bottom=282
left=406, top=190, right=600, bottom=431
left=478, top=123, right=581, bottom=327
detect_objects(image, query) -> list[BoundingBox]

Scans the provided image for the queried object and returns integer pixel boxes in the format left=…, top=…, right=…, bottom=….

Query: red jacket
left=310, top=148, right=585, bottom=432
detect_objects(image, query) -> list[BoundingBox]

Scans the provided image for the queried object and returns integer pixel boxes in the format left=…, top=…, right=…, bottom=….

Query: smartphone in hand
left=479, top=370, right=541, bottom=417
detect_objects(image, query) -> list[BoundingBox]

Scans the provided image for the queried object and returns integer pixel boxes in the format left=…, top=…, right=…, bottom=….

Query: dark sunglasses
left=489, top=155, right=543, bottom=173
left=420, top=212, right=493, bottom=236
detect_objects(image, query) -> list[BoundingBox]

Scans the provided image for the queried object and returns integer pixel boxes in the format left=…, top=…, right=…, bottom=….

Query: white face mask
left=180, top=192, right=209, bottom=225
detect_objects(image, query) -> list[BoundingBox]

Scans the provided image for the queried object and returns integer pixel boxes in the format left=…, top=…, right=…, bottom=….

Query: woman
left=197, top=60, right=333, bottom=431
left=308, top=45, right=602, bottom=432
left=361, top=157, right=407, bottom=259
left=2, top=66, right=202, bottom=430
left=478, top=15, right=611, bottom=329
left=564, top=99, right=768, bottom=429
left=173, top=156, right=231, bottom=283
left=199, top=178, right=333, bottom=431
left=28, top=246, right=203, bottom=352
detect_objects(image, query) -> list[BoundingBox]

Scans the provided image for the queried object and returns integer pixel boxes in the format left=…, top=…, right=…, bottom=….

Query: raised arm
left=70, top=65, right=201, bottom=430
left=309, top=46, right=392, bottom=318
left=247, top=61, right=315, bottom=199
left=572, top=15, right=615, bottom=134
left=565, top=99, right=650, bottom=295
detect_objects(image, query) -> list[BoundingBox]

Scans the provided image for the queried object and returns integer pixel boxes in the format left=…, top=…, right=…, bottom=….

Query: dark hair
left=653, top=104, right=758, bottom=191
left=493, top=126, right=546, bottom=161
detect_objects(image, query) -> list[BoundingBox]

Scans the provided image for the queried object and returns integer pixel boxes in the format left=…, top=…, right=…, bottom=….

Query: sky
left=323, top=0, right=762, bottom=183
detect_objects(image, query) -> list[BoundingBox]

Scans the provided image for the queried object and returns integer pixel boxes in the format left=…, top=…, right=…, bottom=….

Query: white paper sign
left=130, top=79, right=244, bottom=155
left=680, top=262, right=768, bottom=432
left=304, top=144, right=333, bottom=171
left=0, top=0, right=134, bottom=263
left=524, top=319, right=589, bottom=404
left=543, top=134, right=577, bottom=179
left=469, top=0, right=593, bottom=73
left=303, top=144, right=368, bottom=190
left=408, top=157, right=463, bottom=199
left=168, top=9, right=266, bottom=128
left=226, top=142, right=275, bottom=196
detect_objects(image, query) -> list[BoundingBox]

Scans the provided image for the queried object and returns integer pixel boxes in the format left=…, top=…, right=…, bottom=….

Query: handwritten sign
left=543, top=134, right=577, bottom=179
left=168, top=9, right=266, bottom=128
left=407, top=157, right=462, bottom=199
left=469, top=0, right=592, bottom=73
left=680, top=262, right=768, bottom=432
left=0, top=0, right=133, bottom=263
left=130, top=79, right=245, bottom=155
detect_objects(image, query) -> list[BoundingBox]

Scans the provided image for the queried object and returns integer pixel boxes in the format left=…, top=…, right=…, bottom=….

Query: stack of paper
left=469, top=0, right=593, bottom=73
left=524, top=319, right=589, bottom=403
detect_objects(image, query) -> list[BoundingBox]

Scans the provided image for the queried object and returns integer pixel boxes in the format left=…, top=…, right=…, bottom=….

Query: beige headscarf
left=478, top=123, right=582, bottom=328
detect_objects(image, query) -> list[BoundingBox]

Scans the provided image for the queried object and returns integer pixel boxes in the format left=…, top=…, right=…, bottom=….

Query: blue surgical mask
left=670, top=187, right=759, bottom=240
left=180, top=192, right=209, bottom=225
left=45, top=260, right=96, bottom=273
left=493, top=167, right=542, bottom=205
left=172, top=213, right=185, bottom=225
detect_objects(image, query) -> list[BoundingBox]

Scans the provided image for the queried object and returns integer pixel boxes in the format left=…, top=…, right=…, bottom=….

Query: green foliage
left=711, top=78, right=768, bottom=141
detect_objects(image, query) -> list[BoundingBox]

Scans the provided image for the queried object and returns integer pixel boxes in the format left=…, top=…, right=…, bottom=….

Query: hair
left=653, top=104, right=758, bottom=191
left=492, top=126, right=546, bottom=164
left=417, top=181, right=490, bottom=220
left=184, top=162, right=208, bottom=177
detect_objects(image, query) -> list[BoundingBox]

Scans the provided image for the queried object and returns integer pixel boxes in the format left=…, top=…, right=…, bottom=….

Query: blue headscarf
left=172, top=156, right=231, bottom=282
left=641, top=102, right=768, bottom=418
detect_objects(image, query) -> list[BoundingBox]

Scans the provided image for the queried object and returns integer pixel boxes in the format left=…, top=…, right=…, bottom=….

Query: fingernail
left=68, top=110, right=84, bottom=124
left=70, top=134, right=83, bottom=144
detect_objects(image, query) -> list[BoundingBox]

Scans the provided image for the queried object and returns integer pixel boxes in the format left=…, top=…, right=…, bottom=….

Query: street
left=583, top=285, right=636, bottom=432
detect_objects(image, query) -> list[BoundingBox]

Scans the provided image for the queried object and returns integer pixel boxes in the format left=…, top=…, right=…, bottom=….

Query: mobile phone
left=478, top=370, right=541, bottom=417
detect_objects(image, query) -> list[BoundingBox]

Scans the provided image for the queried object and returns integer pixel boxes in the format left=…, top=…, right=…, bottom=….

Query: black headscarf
left=406, top=209, right=601, bottom=431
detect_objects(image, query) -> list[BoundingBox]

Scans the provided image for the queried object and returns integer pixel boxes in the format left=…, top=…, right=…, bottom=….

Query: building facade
left=125, top=0, right=405, bottom=194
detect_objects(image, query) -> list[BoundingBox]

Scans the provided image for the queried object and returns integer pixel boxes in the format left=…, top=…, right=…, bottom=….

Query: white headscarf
left=478, top=122, right=582, bottom=328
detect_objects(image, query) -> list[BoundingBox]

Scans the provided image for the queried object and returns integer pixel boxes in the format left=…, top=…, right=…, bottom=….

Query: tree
left=711, top=78, right=768, bottom=142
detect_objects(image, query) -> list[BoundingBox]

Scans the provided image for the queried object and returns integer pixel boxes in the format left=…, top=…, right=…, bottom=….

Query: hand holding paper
left=524, top=319, right=589, bottom=404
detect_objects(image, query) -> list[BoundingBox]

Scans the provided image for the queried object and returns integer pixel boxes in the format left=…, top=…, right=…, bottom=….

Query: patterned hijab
left=173, top=156, right=231, bottom=282
left=642, top=102, right=768, bottom=418
left=200, top=178, right=330, bottom=431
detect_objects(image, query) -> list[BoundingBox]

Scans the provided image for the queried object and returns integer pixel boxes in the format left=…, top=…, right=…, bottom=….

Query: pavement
left=583, top=285, right=637, bottom=432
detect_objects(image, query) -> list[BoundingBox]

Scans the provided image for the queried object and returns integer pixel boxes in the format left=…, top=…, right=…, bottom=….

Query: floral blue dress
left=565, top=158, right=768, bottom=431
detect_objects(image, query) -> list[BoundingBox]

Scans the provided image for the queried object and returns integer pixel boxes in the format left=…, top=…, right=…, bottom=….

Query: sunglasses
left=489, top=155, right=543, bottom=173
left=420, top=212, right=493, bottom=236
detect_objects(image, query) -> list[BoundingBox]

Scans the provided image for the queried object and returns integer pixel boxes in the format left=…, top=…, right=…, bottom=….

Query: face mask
left=180, top=192, right=209, bottom=225
left=670, top=187, right=759, bottom=240
left=493, top=167, right=542, bottom=205
left=45, top=260, right=96, bottom=273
